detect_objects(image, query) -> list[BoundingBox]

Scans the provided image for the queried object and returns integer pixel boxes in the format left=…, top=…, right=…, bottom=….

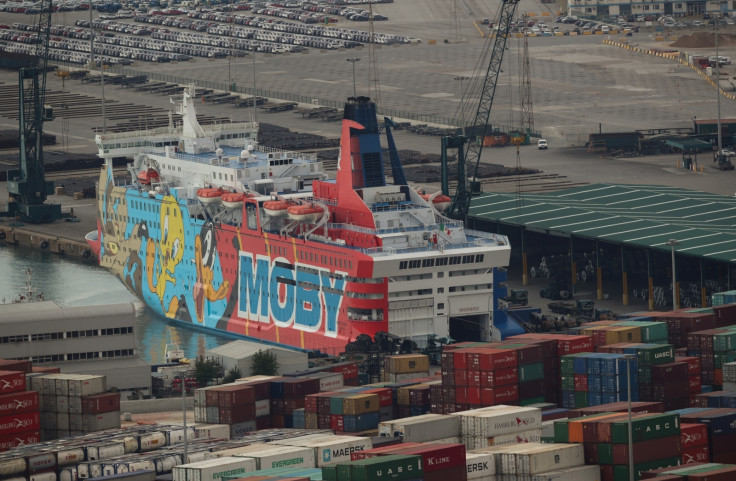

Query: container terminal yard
left=6, top=0, right=736, bottom=480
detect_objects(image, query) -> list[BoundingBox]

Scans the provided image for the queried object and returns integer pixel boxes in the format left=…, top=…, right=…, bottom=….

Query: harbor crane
left=441, top=0, right=520, bottom=221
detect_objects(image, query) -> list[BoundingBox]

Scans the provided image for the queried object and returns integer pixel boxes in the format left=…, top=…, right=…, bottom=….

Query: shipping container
left=82, top=412, right=121, bottom=432
left=271, top=435, right=373, bottom=467
left=85, top=441, right=127, bottom=461
left=453, top=405, right=542, bottom=437
left=0, top=391, right=39, bottom=417
left=172, top=457, right=256, bottom=481
left=0, top=371, right=26, bottom=394
left=0, top=360, right=32, bottom=373
left=0, top=430, right=40, bottom=452
left=465, top=452, right=495, bottom=479
left=385, top=355, right=430, bottom=374
left=0, top=411, right=39, bottom=436
left=342, top=394, right=380, bottom=416
left=379, top=414, right=461, bottom=442
left=208, top=443, right=315, bottom=470
left=529, top=464, right=600, bottom=481
left=82, top=393, right=121, bottom=414
left=87, top=470, right=157, bottom=481
left=339, top=454, right=422, bottom=481
left=67, top=375, right=107, bottom=397
left=193, top=424, right=230, bottom=440
left=610, top=412, right=680, bottom=443
left=507, top=443, right=584, bottom=475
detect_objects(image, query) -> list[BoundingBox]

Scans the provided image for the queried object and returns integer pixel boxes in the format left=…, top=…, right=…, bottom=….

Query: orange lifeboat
left=221, top=192, right=247, bottom=210
left=421, top=193, right=451, bottom=212
left=263, top=199, right=291, bottom=217
left=197, top=187, right=224, bottom=205
left=287, top=203, right=324, bottom=223
left=137, top=168, right=160, bottom=185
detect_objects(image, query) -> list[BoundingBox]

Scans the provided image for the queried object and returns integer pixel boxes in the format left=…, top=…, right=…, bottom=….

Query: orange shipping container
left=342, top=394, right=380, bottom=415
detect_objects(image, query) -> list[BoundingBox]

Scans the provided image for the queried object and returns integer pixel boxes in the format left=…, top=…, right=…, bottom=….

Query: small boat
left=287, top=203, right=324, bottom=223
left=263, top=199, right=291, bottom=217
left=221, top=192, right=248, bottom=210
left=197, top=187, right=224, bottom=205
left=420, top=192, right=452, bottom=212
left=137, top=168, right=160, bottom=185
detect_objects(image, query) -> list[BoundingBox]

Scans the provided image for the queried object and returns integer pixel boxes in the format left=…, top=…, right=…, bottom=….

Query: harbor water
left=0, top=244, right=236, bottom=364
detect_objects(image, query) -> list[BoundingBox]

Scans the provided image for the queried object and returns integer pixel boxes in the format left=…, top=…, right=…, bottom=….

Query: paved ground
left=1, top=0, right=735, bottom=318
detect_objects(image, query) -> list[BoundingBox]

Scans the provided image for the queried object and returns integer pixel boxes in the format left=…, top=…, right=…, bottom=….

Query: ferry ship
left=87, top=86, right=511, bottom=355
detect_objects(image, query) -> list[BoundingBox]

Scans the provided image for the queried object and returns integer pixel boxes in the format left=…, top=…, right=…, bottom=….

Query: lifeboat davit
left=287, top=203, right=324, bottom=223
left=263, top=199, right=291, bottom=217
left=421, top=193, right=452, bottom=212
left=197, top=187, right=224, bottom=205
left=221, top=192, right=247, bottom=210
left=137, top=168, right=160, bottom=185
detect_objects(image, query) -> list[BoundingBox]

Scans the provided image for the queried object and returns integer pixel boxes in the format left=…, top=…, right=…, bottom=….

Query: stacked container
left=681, top=408, right=736, bottom=463
left=560, top=353, right=638, bottom=409
left=381, top=354, right=430, bottom=383
left=680, top=423, right=709, bottom=464
left=395, top=381, right=437, bottom=418
left=271, top=433, right=373, bottom=466
left=378, top=413, right=461, bottom=443
left=660, top=311, right=716, bottom=348
left=471, top=442, right=594, bottom=480
left=323, top=454, right=424, bottom=481
left=270, top=377, right=321, bottom=429
left=677, top=356, right=703, bottom=405
left=30, top=373, right=117, bottom=440
left=452, top=404, right=543, bottom=450
left=193, top=383, right=257, bottom=437
left=0, top=370, right=39, bottom=451
left=650, top=361, right=690, bottom=410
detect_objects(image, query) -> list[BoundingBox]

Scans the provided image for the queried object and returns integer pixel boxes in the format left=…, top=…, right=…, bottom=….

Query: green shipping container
left=715, top=351, right=736, bottom=369
left=597, top=443, right=613, bottom=465
left=574, top=391, right=588, bottom=408
left=519, top=363, right=544, bottom=382
left=330, top=394, right=346, bottom=415
left=323, top=465, right=338, bottom=481
left=635, top=344, right=674, bottom=365
left=714, top=332, right=736, bottom=352
left=519, top=396, right=545, bottom=406
left=612, top=456, right=681, bottom=481
left=346, top=455, right=423, bottom=481
left=610, top=413, right=679, bottom=444
left=561, top=376, right=574, bottom=391
left=553, top=419, right=570, bottom=443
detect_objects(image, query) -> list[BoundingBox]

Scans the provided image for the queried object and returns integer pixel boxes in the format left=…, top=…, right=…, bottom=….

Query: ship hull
left=95, top=163, right=383, bottom=355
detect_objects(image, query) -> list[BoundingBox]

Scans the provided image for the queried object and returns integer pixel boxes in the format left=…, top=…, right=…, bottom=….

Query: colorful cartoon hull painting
left=89, top=89, right=511, bottom=354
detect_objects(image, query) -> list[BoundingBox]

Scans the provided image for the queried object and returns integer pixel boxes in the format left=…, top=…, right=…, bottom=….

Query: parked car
left=538, top=139, right=548, bottom=150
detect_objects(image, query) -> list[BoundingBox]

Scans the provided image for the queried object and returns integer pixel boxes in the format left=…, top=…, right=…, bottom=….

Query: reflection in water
left=0, top=245, right=234, bottom=364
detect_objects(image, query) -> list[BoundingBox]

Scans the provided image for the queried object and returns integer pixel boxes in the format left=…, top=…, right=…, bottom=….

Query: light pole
left=666, top=239, right=679, bottom=310
left=454, top=76, right=469, bottom=99
left=716, top=14, right=723, bottom=154
left=623, top=353, right=636, bottom=481
left=347, top=58, right=360, bottom=98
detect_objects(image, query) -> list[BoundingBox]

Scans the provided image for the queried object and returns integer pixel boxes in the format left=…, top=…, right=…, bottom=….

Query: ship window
left=476, top=254, right=484, bottom=262
left=422, top=259, right=434, bottom=268
left=438, top=302, right=444, bottom=309
left=399, top=261, right=407, bottom=270
left=463, top=255, right=474, bottom=264
left=409, top=260, right=420, bottom=269
left=449, top=256, right=461, bottom=265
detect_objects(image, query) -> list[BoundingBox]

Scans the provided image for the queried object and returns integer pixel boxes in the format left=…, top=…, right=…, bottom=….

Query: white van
left=538, top=139, right=548, bottom=149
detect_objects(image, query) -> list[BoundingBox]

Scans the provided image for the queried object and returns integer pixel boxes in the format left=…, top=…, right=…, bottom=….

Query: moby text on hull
left=87, top=88, right=510, bottom=354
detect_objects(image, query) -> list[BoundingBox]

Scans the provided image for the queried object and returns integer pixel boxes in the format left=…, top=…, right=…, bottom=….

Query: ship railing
left=328, top=222, right=431, bottom=236
left=358, top=235, right=508, bottom=257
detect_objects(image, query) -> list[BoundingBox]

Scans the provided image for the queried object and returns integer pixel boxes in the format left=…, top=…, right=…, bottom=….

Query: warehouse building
left=206, top=340, right=308, bottom=376
left=0, top=301, right=151, bottom=396
left=468, top=183, right=736, bottom=310
left=568, top=0, right=710, bottom=19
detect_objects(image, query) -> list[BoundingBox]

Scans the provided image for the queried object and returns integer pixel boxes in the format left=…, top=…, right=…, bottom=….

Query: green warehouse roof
left=469, top=183, right=736, bottom=262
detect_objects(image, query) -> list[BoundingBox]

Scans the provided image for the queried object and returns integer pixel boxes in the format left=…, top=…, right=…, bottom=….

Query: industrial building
left=468, top=183, right=736, bottom=310
left=0, top=301, right=151, bottom=396
left=206, top=340, right=308, bottom=376
left=568, top=0, right=709, bottom=19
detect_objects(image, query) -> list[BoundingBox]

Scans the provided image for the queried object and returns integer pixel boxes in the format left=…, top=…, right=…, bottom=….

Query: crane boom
left=5, top=0, right=61, bottom=223
left=442, top=0, right=519, bottom=220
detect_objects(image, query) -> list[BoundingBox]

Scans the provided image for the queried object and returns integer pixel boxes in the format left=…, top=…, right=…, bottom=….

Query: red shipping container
left=305, top=394, right=319, bottom=413
left=218, top=404, right=255, bottom=424
left=558, top=335, right=594, bottom=356
left=238, top=379, right=271, bottom=400
left=363, top=388, right=393, bottom=407
left=612, top=434, right=680, bottom=465
left=680, top=423, right=708, bottom=449
left=651, top=362, right=689, bottom=384
left=328, top=362, right=358, bottom=379
left=480, top=367, right=518, bottom=388
left=682, top=445, right=710, bottom=464
left=477, top=349, right=518, bottom=370
left=0, top=430, right=39, bottom=452
left=0, top=360, right=31, bottom=373
left=355, top=443, right=424, bottom=460
left=391, top=444, right=466, bottom=473
left=453, top=350, right=469, bottom=370
left=518, top=379, right=544, bottom=400
left=491, top=384, right=519, bottom=404
left=0, top=371, right=26, bottom=395
left=421, top=464, right=467, bottom=481
left=217, top=384, right=256, bottom=408
left=466, top=387, right=481, bottom=405
left=689, top=376, right=702, bottom=393
left=676, top=356, right=701, bottom=374
left=0, top=411, right=39, bottom=436
left=0, top=391, right=39, bottom=417
left=205, top=389, right=219, bottom=407
left=31, top=366, right=60, bottom=374
left=454, top=369, right=468, bottom=387
left=455, top=388, right=467, bottom=404
left=283, top=378, right=320, bottom=399
left=330, top=414, right=344, bottom=431
left=574, top=374, right=588, bottom=391
left=81, top=392, right=120, bottom=414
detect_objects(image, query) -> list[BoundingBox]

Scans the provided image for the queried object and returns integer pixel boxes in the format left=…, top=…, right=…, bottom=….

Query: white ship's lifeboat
left=263, top=199, right=291, bottom=217
left=287, top=203, right=324, bottom=223
left=421, top=193, right=452, bottom=212
left=137, top=168, right=160, bottom=185
left=221, top=192, right=250, bottom=210
left=197, top=187, right=224, bottom=205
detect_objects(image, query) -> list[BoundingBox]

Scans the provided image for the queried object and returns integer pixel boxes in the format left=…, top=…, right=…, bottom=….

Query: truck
left=547, top=299, right=615, bottom=323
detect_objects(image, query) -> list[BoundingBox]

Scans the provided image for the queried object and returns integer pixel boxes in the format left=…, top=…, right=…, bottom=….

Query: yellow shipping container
left=605, top=326, right=642, bottom=345
left=305, top=412, right=318, bottom=429
left=386, top=354, right=430, bottom=374
left=342, top=393, right=380, bottom=415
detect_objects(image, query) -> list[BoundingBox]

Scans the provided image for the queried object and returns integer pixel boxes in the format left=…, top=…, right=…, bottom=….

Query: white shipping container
left=56, top=376, right=69, bottom=396
left=59, top=466, right=77, bottom=481
left=455, top=405, right=542, bottom=438
left=86, top=441, right=126, bottom=460
left=383, top=414, right=461, bottom=442
left=172, top=457, right=257, bottom=481
left=57, top=445, right=85, bottom=466
left=68, top=375, right=107, bottom=397
left=514, top=443, right=585, bottom=475
left=57, top=395, right=70, bottom=413
left=272, top=435, right=373, bottom=467
left=69, top=414, right=83, bottom=431
left=255, top=399, right=270, bottom=418
left=208, top=443, right=315, bottom=470
left=68, top=396, right=82, bottom=414
left=163, top=426, right=196, bottom=445
left=531, top=464, right=601, bottom=481
left=488, top=429, right=542, bottom=447
left=194, top=424, right=230, bottom=440
left=318, top=373, right=344, bottom=392
left=723, top=381, right=736, bottom=392
left=466, top=452, right=496, bottom=479
left=82, top=411, right=120, bottom=432
left=0, top=457, right=26, bottom=477
left=425, top=437, right=461, bottom=444
left=541, top=420, right=557, bottom=439
left=184, top=450, right=209, bottom=464
left=42, top=394, right=57, bottom=412
left=205, top=407, right=219, bottom=424
left=57, top=412, right=70, bottom=430
left=41, top=411, right=57, bottom=430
